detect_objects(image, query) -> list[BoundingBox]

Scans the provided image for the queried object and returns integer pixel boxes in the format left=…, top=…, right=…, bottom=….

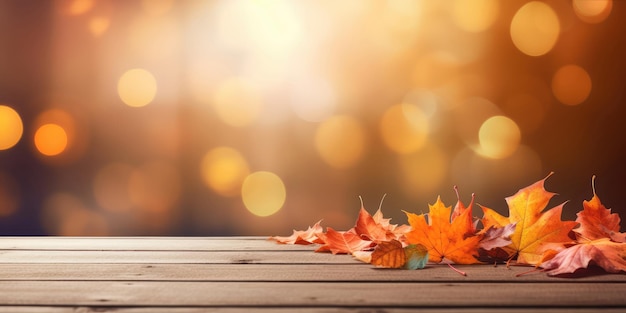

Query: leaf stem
left=447, top=263, right=467, bottom=276
left=515, top=267, right=542, bottom=277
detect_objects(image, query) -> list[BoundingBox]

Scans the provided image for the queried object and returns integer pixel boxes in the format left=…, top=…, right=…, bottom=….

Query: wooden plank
left=0, top=250, right=358, bottom=264
left=0, top=281, right=624, bottom=307
left=1, top=307, right=623, bottom=313
left=0, top=237, right=307, bottom=251
left=1, top=263, right=625, bottom=282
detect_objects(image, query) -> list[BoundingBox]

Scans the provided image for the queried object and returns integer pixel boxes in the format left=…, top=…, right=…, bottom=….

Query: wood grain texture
left=1, top=263, right=625, bottom=282
left=1, top=281, right=624, bottom=307
left=0, top=237, right=305, bottom=251
left=0, top=237, right=624, bottom=312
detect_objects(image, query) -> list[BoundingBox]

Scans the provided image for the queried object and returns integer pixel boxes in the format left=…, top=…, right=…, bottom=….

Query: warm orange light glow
left=212, top=78, right=263, bottom=127
left=477, top=116, right=521, bottom=159
left=552, top=64, right=592, bottom=106
left=315, top=115, right=366, bottom=169
left=241, top=171, right=286, bottom=217
left=118, top=68, right=158, bottom=107
left=201, top=147, right=250, bottom=197
left=573, top=0, right=612, bottom=23
left=398, top=143, right=448, bottom=199
left=0, top=105, right=23, bottom=150
left=89, top=17, right=110, bottom=37
left=502, top=93, right=546, bottom=134
left=34, top=124, right=68, bottom=156
left=67, top=0, right=94, bottom=15
left=452, top=0, right=499, bottom=33
left=380, top=104, right=429, bottom=154
left=141, top=0, right=174, bottom=16
left=510, top=1, right=560, bottom=56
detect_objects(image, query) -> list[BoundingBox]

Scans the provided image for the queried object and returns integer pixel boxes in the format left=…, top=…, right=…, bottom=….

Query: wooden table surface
left=0, top=237, right=625, bottom=312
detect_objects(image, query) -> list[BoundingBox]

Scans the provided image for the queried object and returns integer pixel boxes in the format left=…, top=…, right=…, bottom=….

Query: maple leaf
left=541, top=238, right=626, bottom=275
left=405, top=196, right=483, bottom=264
left=354, top=196, right=409, bottom=243
left=540, top=178, right=626, bottom=275
left=574, top=176, right=625, bottom=243
left=315, top=227, right=373, bottom=254
left=354, top=206, right=397, bottom=243
left=481, top=173, right=577, bottom=265
left=269, top=220, right=324, bottom=245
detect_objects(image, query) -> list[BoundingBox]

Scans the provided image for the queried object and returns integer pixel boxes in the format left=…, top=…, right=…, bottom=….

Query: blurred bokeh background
left=0, top=0, right=624, bottom=236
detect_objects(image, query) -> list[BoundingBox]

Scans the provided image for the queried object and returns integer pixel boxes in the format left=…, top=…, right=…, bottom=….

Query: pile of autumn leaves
left=270, top=174, right=626, bottom=276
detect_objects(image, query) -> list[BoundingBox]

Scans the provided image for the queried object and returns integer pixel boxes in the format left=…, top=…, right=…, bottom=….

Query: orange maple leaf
left=315, top=227, right=373, bottom=254
left=354, top=198, right=408, bottom=243
left=481, top=173, right=577, bottom=265
left=405, top=196, right=483, bottom=264
left=574, top=176, right=625, bottom=243
left=268, top=220, right=324, bottom=245
left=541, top=178, right=626, bottom=275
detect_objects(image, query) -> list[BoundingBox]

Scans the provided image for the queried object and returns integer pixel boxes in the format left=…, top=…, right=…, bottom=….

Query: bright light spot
left=290, top=76, right=337, bottom=122
left=201, top=147, right=250, bottom=197
left=573, top=0, right=612, bottom=23
left=118, top=68, right=158, bottom=107
left=510, top=1, right=560, bottom=56
left=0, top=105, right=23, bottom=150
left=212, top=78, right=263, bottom=127
left=41, top=193, right=109, bottom=236
left=452, top=0, right=499, bottom=32
left=89, top=17, right=110, bottom=37
left=478, top=116, right=521, bottom=159
left=0, top=172, right=19, bottom=217
left=67, top=0, right=94, bottom=15
left=315, top=115, right=366, bottom=169
left=34, top=124, right=68, bottom=156
left=241, top=171, right=286, bottom=217
left=399, top=143, right=448, bottom=199
left=93, top=163, right=134, bottom=213
left=380, top=104, right=429, bottom=154
left=129, top=161, right=181, bottom=214
left=552, top=64, right=592, bottom=106
left=142, top=0, right=174, bottom=16
left=215, top=0, right=302, bottom=59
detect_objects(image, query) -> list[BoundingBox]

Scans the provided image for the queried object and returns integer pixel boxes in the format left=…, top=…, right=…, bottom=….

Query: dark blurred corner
left=0, top=0, right=625, bottom=236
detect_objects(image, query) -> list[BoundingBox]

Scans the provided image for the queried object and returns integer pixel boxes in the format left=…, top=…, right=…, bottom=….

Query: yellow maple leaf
left=481, top=173, right=577, bottom=265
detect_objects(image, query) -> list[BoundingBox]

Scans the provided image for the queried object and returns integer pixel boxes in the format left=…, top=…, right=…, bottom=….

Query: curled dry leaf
left=541, top=178, right=626, bottom=275
left=542, top=238, right=626, bottom=275
left=268, top=220, right=324, bottom=245
left=370, top=239, right=428, bottom=270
